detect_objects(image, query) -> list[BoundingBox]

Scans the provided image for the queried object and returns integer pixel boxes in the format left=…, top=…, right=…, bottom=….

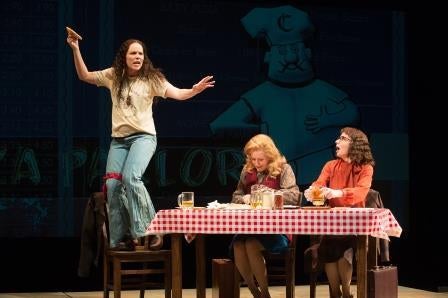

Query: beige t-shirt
left=94, top=68, right=168, bottom=137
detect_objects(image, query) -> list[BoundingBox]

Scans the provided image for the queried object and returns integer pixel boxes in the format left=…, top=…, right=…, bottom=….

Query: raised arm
left=165, top=75, right=215, bottom=100
left=66, top=35, right=97, bottom=85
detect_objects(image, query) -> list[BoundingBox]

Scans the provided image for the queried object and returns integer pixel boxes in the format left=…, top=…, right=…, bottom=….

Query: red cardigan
left=312, top=159, right=373, bottom=207
left=243, top=170, right=280, bottom=194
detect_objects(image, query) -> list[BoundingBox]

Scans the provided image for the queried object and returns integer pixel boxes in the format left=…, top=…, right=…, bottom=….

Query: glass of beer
left=177, top=192, right=194, bottom=209
left=310, top=187, right=325, bottom=206
left=250, top=193, right=262, bottom=209
left=274, top=192, right=284, bottom=209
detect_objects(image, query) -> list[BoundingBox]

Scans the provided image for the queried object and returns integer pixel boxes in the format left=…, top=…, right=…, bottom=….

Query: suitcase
left=368, top=265, right=398, bottom=298
left=212, top=258, right=240, bottom=298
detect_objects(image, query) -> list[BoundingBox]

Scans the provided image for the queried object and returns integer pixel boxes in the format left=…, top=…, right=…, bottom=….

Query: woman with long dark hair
left=67, top=34, right=214, bottom=250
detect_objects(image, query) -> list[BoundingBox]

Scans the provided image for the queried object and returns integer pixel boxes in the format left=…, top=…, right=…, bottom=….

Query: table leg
left=196, top=235, right=206, bottom=298
left=172, top=234, right=182, bottom=298
left=357, top=235, right=368, bottom=298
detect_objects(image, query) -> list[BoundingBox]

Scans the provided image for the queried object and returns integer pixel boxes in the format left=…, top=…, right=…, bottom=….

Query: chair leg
left=103, top=255, right=109, bottom=298
left=286, top=249, right=295, bottom=298
left=310, top=271, right=317, bottom=298
left=233, top=266, right=241, bottom=298
left=113, top=258, right=121, bottom=298
left=165, top=256, right=172, bottom=298
left=140, top=262, right=147, bottom=298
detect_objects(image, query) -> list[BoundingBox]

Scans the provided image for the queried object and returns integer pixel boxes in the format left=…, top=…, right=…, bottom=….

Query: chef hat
left=241, top=5, right=314, bottom=46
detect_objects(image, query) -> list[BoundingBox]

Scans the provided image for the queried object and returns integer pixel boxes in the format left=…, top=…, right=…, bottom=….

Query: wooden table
left=146, top=207, right=402, bottom=298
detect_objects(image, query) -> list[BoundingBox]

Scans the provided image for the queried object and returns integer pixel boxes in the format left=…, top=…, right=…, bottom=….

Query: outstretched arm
left=66, top=34, right=97, bottom=85
left=165, top=75, right=214, bottom=100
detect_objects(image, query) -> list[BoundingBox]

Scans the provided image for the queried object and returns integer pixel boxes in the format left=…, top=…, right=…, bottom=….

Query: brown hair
left=111, top=39, right=166, bottom=104
left=342, top=127, right=375, bottom=166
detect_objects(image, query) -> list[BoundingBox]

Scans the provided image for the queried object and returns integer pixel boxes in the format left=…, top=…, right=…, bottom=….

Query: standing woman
left=231, top=134, right=300, bottom=298
left=304, top=127, right=375, bottom=298
left=67, top=33, right=214, bottom=250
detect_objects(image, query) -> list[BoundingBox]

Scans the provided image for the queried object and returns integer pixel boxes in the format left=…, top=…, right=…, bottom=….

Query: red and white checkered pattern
left=146, top=208, right=402, bottom=240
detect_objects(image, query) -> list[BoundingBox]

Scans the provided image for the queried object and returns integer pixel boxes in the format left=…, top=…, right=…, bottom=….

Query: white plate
left=302, top=206, right=331, bottom=210
left=283, top=205, right=299, bottom=209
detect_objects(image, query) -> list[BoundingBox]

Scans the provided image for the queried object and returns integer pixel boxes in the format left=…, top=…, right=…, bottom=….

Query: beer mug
left=177, top=192, right=194, bottom=209
left=274, top=192, right=284, bottom=209
left=250, top=193, right=262, bottom=209
left=310, top=187, right=325, bottom=206
left=261, top=191, right=274, bottom=209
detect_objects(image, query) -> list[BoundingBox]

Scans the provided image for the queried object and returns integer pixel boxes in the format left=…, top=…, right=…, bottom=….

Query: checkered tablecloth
left=146, top=208, right=402, bottom=240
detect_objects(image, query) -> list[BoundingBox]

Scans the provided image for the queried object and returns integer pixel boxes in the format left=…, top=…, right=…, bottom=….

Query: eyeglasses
left=338, top=135, right=352, bottom=142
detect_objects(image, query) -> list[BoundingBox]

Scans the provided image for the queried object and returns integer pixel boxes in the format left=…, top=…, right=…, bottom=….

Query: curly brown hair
left=341, top=127, right=375, bottom=166
left=111, top=39, right=166, bottom=104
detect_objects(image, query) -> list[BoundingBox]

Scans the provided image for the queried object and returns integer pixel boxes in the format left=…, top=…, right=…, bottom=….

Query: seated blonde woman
left=230, top=134, right=300, bottom=298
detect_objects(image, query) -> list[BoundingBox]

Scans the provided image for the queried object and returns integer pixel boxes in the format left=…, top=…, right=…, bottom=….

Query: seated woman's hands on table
left=304, top=186, right=343, bottom=201
left=242, top=194, right=251, bottom=204
left=321, top=187, right=343, bottom=199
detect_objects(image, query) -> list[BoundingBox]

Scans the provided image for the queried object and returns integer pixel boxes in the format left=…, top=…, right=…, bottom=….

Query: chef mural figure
left=210, top=5, right=359, bottom=183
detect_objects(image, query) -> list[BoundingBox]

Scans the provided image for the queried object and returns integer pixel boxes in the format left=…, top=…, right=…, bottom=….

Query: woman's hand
left=304, top=187, right=313, bottom=201
left=66, top=36, right=79, bottom=50
left=66, top=27, right=82, bottom=50
left=242, top=194, right=251, bottom=204
left=192, top=75, right=215, bottom=94
left=321, top=187, right=343, bottom=199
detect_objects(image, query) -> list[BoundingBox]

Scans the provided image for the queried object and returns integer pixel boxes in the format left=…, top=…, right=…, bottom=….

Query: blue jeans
left=105, top=133, right=157, bottom=247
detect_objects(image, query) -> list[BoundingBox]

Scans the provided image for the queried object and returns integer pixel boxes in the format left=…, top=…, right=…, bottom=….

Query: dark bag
left=368, top=265, right=398, bottom=298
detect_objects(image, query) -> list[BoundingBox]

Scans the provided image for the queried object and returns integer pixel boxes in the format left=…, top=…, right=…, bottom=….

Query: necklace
left=125, top=79, right=137, bottom=106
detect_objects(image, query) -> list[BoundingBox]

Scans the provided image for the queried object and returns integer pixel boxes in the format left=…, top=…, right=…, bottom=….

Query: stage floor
left=0, top=285, right=447, bottom=298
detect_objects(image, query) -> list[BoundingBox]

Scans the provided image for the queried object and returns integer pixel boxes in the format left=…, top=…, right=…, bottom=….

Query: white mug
left=261, top=192, right=274, bottom=209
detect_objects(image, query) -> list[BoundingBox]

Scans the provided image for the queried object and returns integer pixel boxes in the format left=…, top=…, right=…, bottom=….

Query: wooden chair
left=100, top=192, right=172, bottom=298
left=263, top=235, right=297, bottom=298
left=261, top=192, right=302, bottom=298
left=232, top=192, right=302, bottom=298
left=230, top=235, right=298, bottom=298
left=305, top=236, right=378, bottom=298
left=305, top=189, right=388, bottom=298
